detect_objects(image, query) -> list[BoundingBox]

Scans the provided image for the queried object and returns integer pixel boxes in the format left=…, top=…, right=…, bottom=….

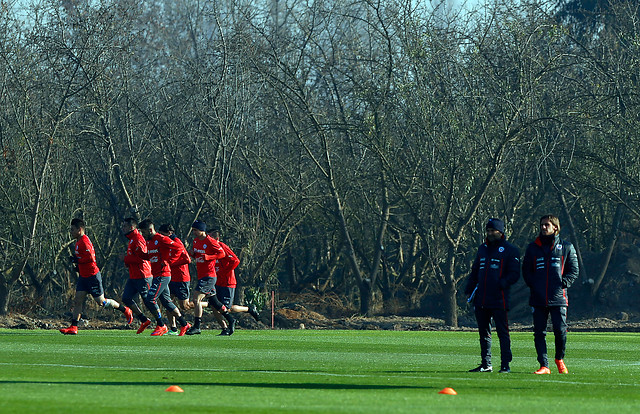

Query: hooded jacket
left=522, top=234, right=579, bottom=307
left=464, top=236, right=521, bottom=310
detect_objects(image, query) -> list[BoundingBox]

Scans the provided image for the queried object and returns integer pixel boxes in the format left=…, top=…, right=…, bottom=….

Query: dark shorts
left=195, top=277, right=216, bottom=295
left=145, top=276, right=177, bottom=312
left=122, top=278, right=152, bottom=304
left=169, top=281, right=190, bottom=301
left=216, top=286, right=235, bottom=308
left=76, top=272, right=104, bottom=298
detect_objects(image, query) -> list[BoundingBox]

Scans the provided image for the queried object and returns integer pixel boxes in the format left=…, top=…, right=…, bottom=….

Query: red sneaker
left=178, top=323, right=191, bottom=337
left=555, top=359, right=568, bottom=374
left=136, top=319, right=151, bottom=334
left=150, top=325, right=168, bottom=336
left=534, top=366, right=551, bottom=375
left=124, top=307, right=133, bottom=325
left=60, top=326, right=78, bottom=335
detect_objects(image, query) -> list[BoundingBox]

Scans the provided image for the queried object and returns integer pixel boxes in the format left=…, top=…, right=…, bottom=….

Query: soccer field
left=0, top=329, right=638, bottom=413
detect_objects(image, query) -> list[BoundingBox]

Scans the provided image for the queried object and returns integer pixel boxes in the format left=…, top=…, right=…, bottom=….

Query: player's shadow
left=0, top=379, right=433, bottom=390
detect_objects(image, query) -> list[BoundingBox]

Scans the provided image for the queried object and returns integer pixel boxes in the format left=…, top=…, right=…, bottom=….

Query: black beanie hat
left=486, top=218, right=505, bottom=234
left=192, top=220, right=206, bottom=232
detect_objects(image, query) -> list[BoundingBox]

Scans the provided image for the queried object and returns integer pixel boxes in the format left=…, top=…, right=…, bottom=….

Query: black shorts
left=169, top=281, right=190, bottom=301
left=216, top=286, right=235, bottom=308
left=76, top=272, right=104, bottom=298
left=122, top=277, right=152, bottom=303
left=195, top=277, right=216, bottom=295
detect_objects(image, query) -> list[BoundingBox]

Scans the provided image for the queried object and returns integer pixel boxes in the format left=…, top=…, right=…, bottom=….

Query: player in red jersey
left=185, top=220, right=235, bottom=335
left=138, top=219, right=191, bottom=336
left=60, top=218, right=132, bottom=335
left=121, top=217, right=153, bottom=334
left=208, top=227, right=260, bottom=335
left=158, top=223, right=192, bottom=335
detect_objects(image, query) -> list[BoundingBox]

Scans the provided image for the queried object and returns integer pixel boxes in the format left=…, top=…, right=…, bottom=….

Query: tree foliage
left=0, top=0, right=638, bottom=325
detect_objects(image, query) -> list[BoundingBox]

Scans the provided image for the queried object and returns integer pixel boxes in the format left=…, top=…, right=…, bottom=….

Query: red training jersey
left=191, top=235, right=224, bottom=279
left=169, top=236, right=191, bottom=282
left=123, top=229, right=152, bottom=279
left=215, top=241, right=240, bottom=288
left=143, top=233, right=179, bottom=278
left=74, top=234, right=100, bottom=278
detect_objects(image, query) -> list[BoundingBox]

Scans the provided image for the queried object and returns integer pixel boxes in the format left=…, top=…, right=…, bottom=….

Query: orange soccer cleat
left=555, top=359, right=569, bottom=374
left=60, top=326, right=78, bottom=335
left=136, top=319, right=151, bottom=334
left=150, top=325, right=168, bottom=336
left=178, top=323, right=191, bottom=337
left=124, top=307, right=133, bottom=325
left=534, top=366, right=551, bottom=375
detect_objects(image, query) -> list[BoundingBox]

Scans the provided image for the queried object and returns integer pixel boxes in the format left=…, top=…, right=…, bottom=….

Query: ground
left=3, top=242, right=640, bottom=332
left=2, top=291, right=639, bottom=332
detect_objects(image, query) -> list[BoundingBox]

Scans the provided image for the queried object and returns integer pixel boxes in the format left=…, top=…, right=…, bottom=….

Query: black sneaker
left=217, top=328, right=231, bottom=336
left=469, top=365, right=492, bottom=372
left=248, top=304, right=260, bottom=322
left=499, top=366, right=510, bottom=373
left=185, top=326, right=201, bottom=335
left=224, top=313, right=236, bottom=335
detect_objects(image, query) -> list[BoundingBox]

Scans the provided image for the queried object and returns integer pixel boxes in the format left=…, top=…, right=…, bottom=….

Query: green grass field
left=0, top=328, right=638, bottom=413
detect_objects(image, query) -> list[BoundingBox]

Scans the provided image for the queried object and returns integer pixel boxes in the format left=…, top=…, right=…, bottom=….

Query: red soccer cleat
left=150, top=325, right=168, bottom=336
left=178, top=323, right=191, bottom=337
left=534, top=366, right=551, bottom=375
left=124, top=307, right=133, bottom=325
left=555, top=359, right=569, bottom=374
left=136, top=319, right=151, bottom=334
left=60, top=326, right=78, bottom=335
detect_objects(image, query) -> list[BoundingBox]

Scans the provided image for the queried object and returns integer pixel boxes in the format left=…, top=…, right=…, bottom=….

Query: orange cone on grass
left=438, top=387, right=457, bottom=395
left=165, top=385, right=184, bottom=392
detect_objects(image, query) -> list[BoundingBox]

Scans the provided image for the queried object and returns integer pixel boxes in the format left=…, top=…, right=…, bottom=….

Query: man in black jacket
left=522, top=215, right=579, bottom=374
left=465, top=218, right=521, bottom=373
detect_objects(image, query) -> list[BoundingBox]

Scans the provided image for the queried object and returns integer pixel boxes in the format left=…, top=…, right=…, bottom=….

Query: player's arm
left=76, top=239, right=96, bottom=264
left=171, top=246, right=191, bottom=266
left=562, top=243, right=579, bottom=288
left=501, top=246, right=521, bottom=289
left=124, top=239, right=147, bottom=265
left=221, top=243, right=240, bottom=270
left=464, top=253, right=480, bottom=296
left=202, top=238, right=225, bottom=261
left=522, top=245, right=533, bottom=287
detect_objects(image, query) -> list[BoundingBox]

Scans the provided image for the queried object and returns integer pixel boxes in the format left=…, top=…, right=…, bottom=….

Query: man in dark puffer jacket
left=465, top=218, right=521, bottom=373
left=523, top=214, right=579, bottom=375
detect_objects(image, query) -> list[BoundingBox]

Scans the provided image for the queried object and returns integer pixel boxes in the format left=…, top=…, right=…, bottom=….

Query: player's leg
left=60, top=286, right=87, bottom=334
left=492, top=308, right=512, bottom=372
left=532, top=307, right=551, bottom=374
left=159, top=282, right=190, bottom=335
left=144, top=277, right=166, bottom=335
left=550, top=306, right=569, bottom=373
left=186, top=291, right=207, bottom=335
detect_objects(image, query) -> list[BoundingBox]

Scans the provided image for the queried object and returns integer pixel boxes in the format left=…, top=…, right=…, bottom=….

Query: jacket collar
left=534, top=234, right=560, bottom=248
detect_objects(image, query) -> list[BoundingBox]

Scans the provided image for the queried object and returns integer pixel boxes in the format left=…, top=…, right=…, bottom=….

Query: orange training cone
left=165, top=385, right=184, bottom=392
left=438, top=387, right=457, bottom=395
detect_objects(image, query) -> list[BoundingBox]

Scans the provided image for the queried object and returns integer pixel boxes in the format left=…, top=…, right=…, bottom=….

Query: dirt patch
left=3, top=280, right=640, bottom=332
left=2, top=309, right=640, bottom=332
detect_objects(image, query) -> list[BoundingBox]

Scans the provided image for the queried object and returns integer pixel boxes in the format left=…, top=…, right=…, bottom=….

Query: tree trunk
left=443, top=278, right=458, bottom=328
left=559, top=192, right=587, bottom=283
left=0, top=277, right=10, bottom=315
left=442, top=245, right=459, bottom=327
left=358, top=278, right=374, bottom=316
left=591, top=203, right=624, bottom=297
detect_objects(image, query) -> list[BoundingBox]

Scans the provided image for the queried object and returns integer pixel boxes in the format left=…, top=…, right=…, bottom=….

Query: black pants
left=532, top=306, right=567, bottom=367
left=475, top=307, right=512, bottom=368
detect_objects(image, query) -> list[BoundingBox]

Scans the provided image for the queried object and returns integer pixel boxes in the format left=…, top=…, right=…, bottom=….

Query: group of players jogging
left=60, top=217, right=259, bottom=336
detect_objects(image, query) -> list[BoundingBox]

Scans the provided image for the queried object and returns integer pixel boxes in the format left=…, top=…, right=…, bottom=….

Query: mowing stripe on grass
left=1, top=329, right=640, bottom=413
